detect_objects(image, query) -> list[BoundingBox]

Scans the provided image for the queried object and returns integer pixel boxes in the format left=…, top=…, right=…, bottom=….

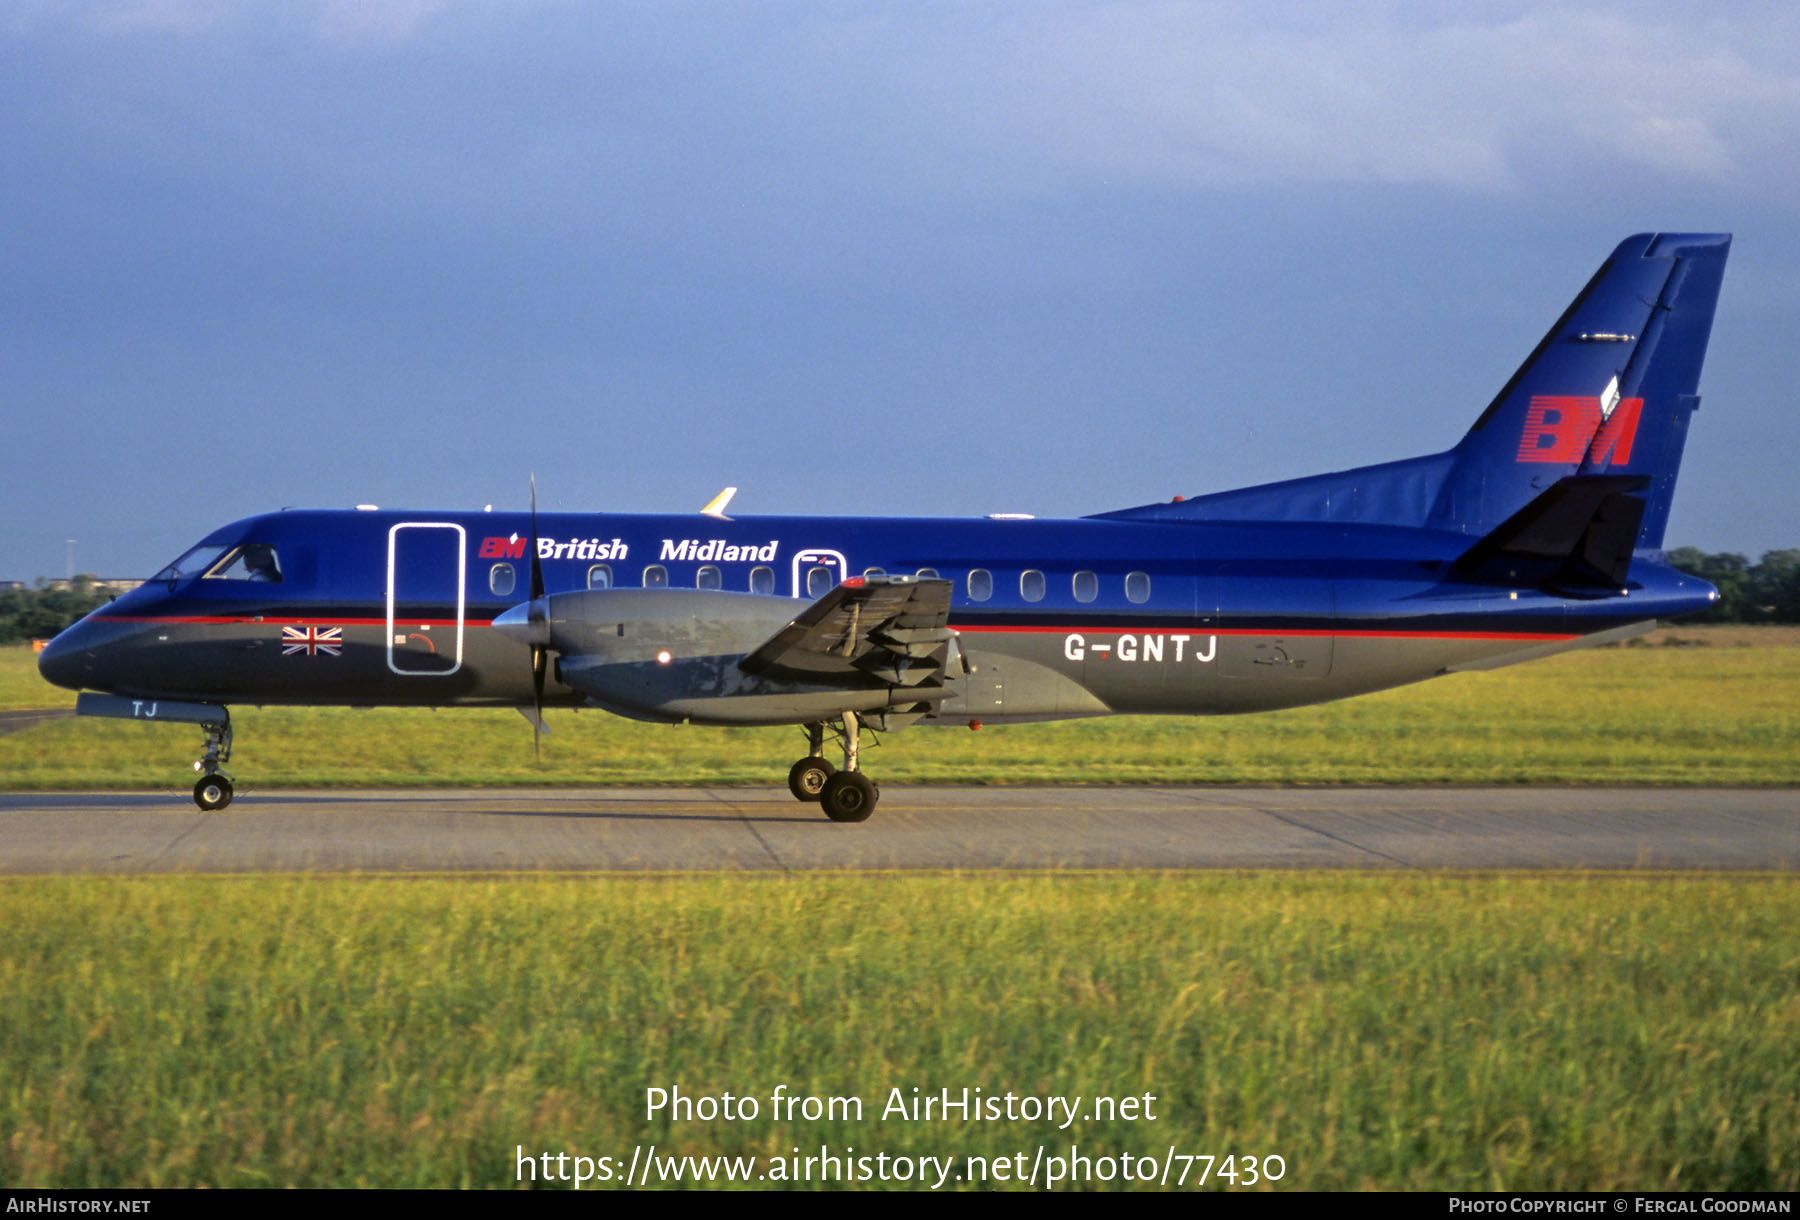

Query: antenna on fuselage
left=701, top=486, right=738, bottom=520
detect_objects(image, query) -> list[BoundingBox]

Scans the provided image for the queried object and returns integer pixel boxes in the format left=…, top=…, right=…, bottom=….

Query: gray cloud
left=851, top=3, right=1800, bottom=195
left=25, top=2, right=1800, bottom=205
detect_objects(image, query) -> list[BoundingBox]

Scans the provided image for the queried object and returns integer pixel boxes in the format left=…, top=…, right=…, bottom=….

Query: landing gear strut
left=192, top=714, right=234, bottom=811
left=786, top=713, right=879, bottom=823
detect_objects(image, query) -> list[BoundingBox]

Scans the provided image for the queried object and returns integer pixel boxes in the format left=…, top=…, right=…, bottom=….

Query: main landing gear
left=787, top=714, right=878, bottom=823
left=192, top=713, right=234, bottom=811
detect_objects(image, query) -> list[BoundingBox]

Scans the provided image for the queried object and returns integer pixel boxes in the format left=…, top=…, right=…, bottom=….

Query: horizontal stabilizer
left=1451, top=474, right=1648, bottom=591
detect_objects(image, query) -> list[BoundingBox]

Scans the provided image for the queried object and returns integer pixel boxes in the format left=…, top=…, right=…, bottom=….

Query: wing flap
left=739, top=577, right=957, bottom=699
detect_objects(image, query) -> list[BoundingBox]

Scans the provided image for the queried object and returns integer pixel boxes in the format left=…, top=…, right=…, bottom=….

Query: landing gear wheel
left=819, top=771, right=877, bottom=823
left=194, top=774, right=234, bottom=811
left=788, top=756, right=837, bottom=802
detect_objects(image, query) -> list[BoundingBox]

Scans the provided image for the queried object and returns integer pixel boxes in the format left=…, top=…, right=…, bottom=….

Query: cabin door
left=385, top=522, right=466, bottom=676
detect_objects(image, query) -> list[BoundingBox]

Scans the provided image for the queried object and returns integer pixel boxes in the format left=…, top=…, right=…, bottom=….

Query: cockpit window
left=203, top=544, right=283, bottom=583
left=153, top=543, right=232, bottom=584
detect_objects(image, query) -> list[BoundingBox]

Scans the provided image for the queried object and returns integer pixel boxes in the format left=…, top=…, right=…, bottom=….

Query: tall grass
left=0, top=874, right=1794, bottom=1189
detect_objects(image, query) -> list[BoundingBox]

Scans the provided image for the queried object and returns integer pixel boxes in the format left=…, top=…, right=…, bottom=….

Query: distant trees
left=0, top=578, right=115, bottom=645
left=1665, top=549, right=1800, bottom=623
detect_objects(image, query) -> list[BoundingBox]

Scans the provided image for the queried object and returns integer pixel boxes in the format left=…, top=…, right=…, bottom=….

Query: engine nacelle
left=500, top=587, right=901, bottom=724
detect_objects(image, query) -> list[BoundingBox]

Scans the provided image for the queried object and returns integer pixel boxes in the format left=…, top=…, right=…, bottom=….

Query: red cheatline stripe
left=92, top=615, right=492, bottom=627
left=90, top=615, right=1577, bottom=643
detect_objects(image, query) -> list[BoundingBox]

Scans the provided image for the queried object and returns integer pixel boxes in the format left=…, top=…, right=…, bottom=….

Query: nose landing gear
left=192, top=714, right=234, bottom=811
left=67, top=694, right=241, bottom=812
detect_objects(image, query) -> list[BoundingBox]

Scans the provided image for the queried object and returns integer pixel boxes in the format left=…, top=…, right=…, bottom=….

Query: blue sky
left=4, top=1, right=1797, bottom=579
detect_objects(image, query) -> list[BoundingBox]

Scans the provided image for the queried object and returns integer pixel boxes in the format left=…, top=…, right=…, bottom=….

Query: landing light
left=656, top=649, right=673, bottom=665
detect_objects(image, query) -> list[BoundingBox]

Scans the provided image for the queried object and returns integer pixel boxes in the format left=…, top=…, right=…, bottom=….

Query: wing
left=739, top=576, right=961, bottom=726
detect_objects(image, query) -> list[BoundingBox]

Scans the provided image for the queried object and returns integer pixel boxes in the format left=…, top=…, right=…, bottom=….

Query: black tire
left=194, top=775, right=234, bottom=812
left=819, top=771, right=877, bottom=823
left=787, top=756, right=836, bottom=802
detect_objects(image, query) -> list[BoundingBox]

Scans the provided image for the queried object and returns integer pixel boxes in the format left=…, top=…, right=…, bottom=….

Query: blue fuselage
left=39, top=507, right=1717, bottom=724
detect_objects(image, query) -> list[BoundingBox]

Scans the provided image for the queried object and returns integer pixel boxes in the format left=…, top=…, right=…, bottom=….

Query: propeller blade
left=529, top=474, right=547, bottom=762
left=529, top=473, right=546, bottom=602
left=532, top=648, right=545, bottom=764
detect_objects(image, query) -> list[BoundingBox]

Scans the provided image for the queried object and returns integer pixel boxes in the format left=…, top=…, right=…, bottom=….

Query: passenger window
left=489, top=563, right=516, bottom=597
left=643, top=565, right=668, bottom=588
left=916, top=568, right=939, bottom=580
left=1073, top=571, right=1098, bottom=603
left=697, top=565, right=722, bottom=591
left=1021, top=570, right=1046, bottom=602
left=1125, top=571, right=1151, bottom=604
left=749, top=566, right=775, bottom=595
left=587, top=564, right=612, bottom=590
left=967, top=569, right=993, bottom=602
left=807, top=566, right=834, bottom=598
left=205, top=543, right=283, bottom=583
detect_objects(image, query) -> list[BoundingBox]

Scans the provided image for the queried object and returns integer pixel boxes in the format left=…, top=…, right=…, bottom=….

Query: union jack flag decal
left=281, top=626, right=343, bottom=657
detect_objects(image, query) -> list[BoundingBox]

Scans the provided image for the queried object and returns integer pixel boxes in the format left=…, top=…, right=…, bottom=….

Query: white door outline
left=386, top=522, right=467, bottom=676
left=791, top=548, right=847, bottom=599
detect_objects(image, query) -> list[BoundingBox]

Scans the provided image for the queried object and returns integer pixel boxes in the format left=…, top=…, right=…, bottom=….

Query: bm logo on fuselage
left=479, top=536, right=630, bottom=561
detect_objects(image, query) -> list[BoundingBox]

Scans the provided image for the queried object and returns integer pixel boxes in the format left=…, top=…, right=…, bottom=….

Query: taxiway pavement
left=1, top=786, right=1796, bottom=873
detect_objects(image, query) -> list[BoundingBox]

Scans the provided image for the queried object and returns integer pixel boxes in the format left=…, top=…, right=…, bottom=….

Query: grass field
left=0, top=873, right=1793, bottom=1191
left=4, top=628, right=1798, bottom=787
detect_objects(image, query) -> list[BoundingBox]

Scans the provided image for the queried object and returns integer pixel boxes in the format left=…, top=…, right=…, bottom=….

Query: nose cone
left=36, top=614, right=149, bottom=693
left=37, top=621, right=96, bottom=691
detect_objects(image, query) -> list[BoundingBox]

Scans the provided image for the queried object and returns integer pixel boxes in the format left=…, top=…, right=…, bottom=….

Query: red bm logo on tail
left=1516, top=395, right=1642, bottom=466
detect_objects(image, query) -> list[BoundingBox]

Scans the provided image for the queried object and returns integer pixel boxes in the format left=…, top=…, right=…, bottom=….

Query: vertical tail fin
left=1429, top=232, right=1730, bottom=549
left=1090, top=233, right=1729, bottom=541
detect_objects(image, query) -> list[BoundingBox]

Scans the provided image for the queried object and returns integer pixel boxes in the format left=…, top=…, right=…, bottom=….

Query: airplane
left=37, top=232, right=1730, bottom=822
